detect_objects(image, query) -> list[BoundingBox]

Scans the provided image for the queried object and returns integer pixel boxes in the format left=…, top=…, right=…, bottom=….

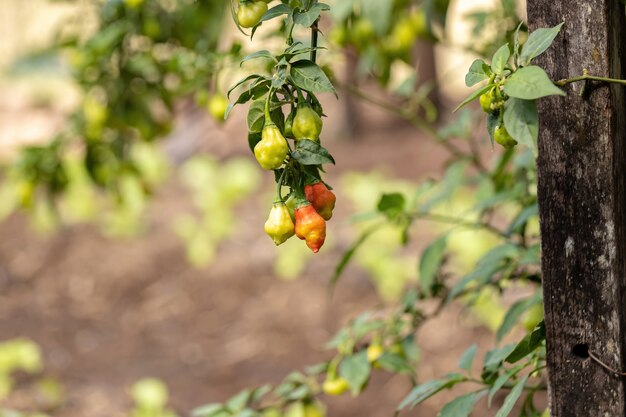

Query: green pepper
left=292, top=103, right=323, bottom=142
left=264, top=202, right=295, bottom=245
left=494, top=125, right=517, bottom=149
left=479, top=92, right=493, bottom=113
left=254, top=124, right=289, bottom=170
left=237, top=0, right=268, bottom=28
left=322, top=376, right=349, bottom=396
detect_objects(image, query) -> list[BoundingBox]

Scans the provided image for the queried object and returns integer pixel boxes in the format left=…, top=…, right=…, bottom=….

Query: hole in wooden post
left=572, top=343, right=590, bottom=359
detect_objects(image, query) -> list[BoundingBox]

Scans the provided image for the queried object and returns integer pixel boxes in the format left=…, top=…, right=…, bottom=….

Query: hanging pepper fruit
left=254, top=123, right=289, bottom=170
left=322, top=376, right=350, bottom=396
left=295, top=201, right=326, bottom=253
left=264, top=202, right=295, bottom=245
left=292, top=103, right=323, bottom=142
left=304, top=182, right=336, bottom=221
left=237, top=0, right=268, bottom=28
left=494, top=125, right=518, bottom=149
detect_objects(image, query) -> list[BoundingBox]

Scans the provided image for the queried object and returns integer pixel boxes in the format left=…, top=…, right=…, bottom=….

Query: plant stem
left=411, top=212, right=507, bottom=238
left=555, top=74, right=626, bottom=87
left=265, top=87, right=274, bottom=121
left=310, top=18, right=319, bottom=64
left=339, top=82, right=488, bottom=174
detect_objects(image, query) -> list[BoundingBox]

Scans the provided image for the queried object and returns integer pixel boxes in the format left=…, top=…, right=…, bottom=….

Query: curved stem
left=338, top=81, right=488, bottom=174
left=265, top=87, right=274, bottom=121
left=411, top=211, right=508, bottom=238
left=555, top=74, right=626, bottom=87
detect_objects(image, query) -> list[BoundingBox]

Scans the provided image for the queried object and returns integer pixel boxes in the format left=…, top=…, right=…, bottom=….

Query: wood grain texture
left=528, top=1, right=626, bottom=416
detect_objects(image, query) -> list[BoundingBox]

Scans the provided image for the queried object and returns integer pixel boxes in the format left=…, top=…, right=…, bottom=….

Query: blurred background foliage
left=0, top=0, right=547, bottom=416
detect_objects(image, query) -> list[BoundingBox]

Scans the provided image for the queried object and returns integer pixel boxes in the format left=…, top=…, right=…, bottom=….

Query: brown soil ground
left=0, top=89, right=525, bottom=417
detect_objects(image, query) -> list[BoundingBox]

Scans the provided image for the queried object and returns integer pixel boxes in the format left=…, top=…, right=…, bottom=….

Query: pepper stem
left=275, top=168, right=287, bottom=202
left=264, top=88, right=274, bottom=122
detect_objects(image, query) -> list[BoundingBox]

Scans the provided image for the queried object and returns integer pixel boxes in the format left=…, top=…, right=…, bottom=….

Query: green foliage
left=0, top=339, right=63, bottom=417
left=4, top=1, right=601, bottom=416
left=459, top=23, right=565, bottom=154
left=175, top=157, right=260, bottom=267
left=1, top=0, right=233, bottom=231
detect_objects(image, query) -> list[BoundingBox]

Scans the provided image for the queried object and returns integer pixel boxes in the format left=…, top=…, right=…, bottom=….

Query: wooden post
left=528, top=1, right=626, bottom=416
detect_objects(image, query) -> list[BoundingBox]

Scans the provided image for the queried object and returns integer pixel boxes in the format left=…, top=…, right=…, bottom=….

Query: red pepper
left=304, top=182, right=336, bottom=221
left=295, top=202, right=326, bottom=253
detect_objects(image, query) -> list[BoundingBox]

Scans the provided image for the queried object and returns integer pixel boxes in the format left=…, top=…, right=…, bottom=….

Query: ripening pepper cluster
left=257, top=102, right=335, bottom=253
left=479, top=86, right=517, bottom=149
left=263, top=175, right=336, bottom=254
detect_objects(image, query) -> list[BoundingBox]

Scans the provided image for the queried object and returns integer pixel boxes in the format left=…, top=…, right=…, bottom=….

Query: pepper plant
left=190, top=8, right=626, bottom=417
left=6, top=0, right=626, bottom=416
left=227, top=0, right=338, bottom=253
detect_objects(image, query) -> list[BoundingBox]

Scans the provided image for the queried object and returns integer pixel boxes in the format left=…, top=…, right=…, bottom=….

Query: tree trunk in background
left=529, top=1, right=626, bottom=416
left=415, top=40, right=439, bottom=111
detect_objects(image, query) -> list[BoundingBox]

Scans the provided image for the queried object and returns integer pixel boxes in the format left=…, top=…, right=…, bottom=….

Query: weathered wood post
left=528, top=1, right=626, bottom=415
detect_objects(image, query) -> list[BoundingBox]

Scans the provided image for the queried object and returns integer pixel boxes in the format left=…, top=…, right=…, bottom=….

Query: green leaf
left=225, top=80, right=271, bottom=119
left=503, top=98, right=538, bottom=153
left=251, top=385, right=272, bottom=402
left=306, top=362, right=329, bottom=375
left=247, top=100, right=266, bottom=133
left=226, top=390, right=251, bottom=413
left=360, top=0, right=393, bottom=35
left=377, top=353, right=414, bottom=374
left=290, top=60, right=336, bottom=96
left=248, top=132, right=262, bottom=153
left=438, top=392, right=477, bottom=417
left=458, top=344, right=478, bottom=372
left=241, top=50, right=275, bottom=65
left=261, top=4, right=292, bottom=23
left=331, top=0, right=355, bottom=21
left=504, top=66, right=565, bottom=99
left=491, top=44, right=510, bottom=74
left=228, top=74, right=264, bottom=97
left=377, top=193, right=406, bottom=218
left=419, top=235, right=447, bottom=295
left=488, top=365, right=524, bottom=407
left=496, top=291, right=543, bottom=342
left=330, top=225, right=379, bottom=288
left=286, top=384, right=311, bottom=400
left=291, top=140, right=335, bottom=165
left=478, top=243, right=520, bottom=266
left=506, top=204, right=538, bottom=235
left=519, top=23, right=564, bottom=66
left=465, top=59, right=492, bottom=87
left=483, top=345, right=517, bottom=374
left=505, top=321, right=545, bottom=364
left=397, top=375, right=464, bottom=410
left=447, top=262, right=505, bottom=301
left=494, top=376, right=529, bottom=417
left=192, top=404, right=225, bottom=417
left=453, top=84, right=493, bottom=113
left=486, top=112, right=499, bottom=145
left=293, top=3, right=330, bottom=27
left=339, top=351, right=371, bottom=395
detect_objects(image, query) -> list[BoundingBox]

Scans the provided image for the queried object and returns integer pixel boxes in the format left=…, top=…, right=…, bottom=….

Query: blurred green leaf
left=419, top=235, right=447, bottom=296
left=339, top=352, right=371, bottom=395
